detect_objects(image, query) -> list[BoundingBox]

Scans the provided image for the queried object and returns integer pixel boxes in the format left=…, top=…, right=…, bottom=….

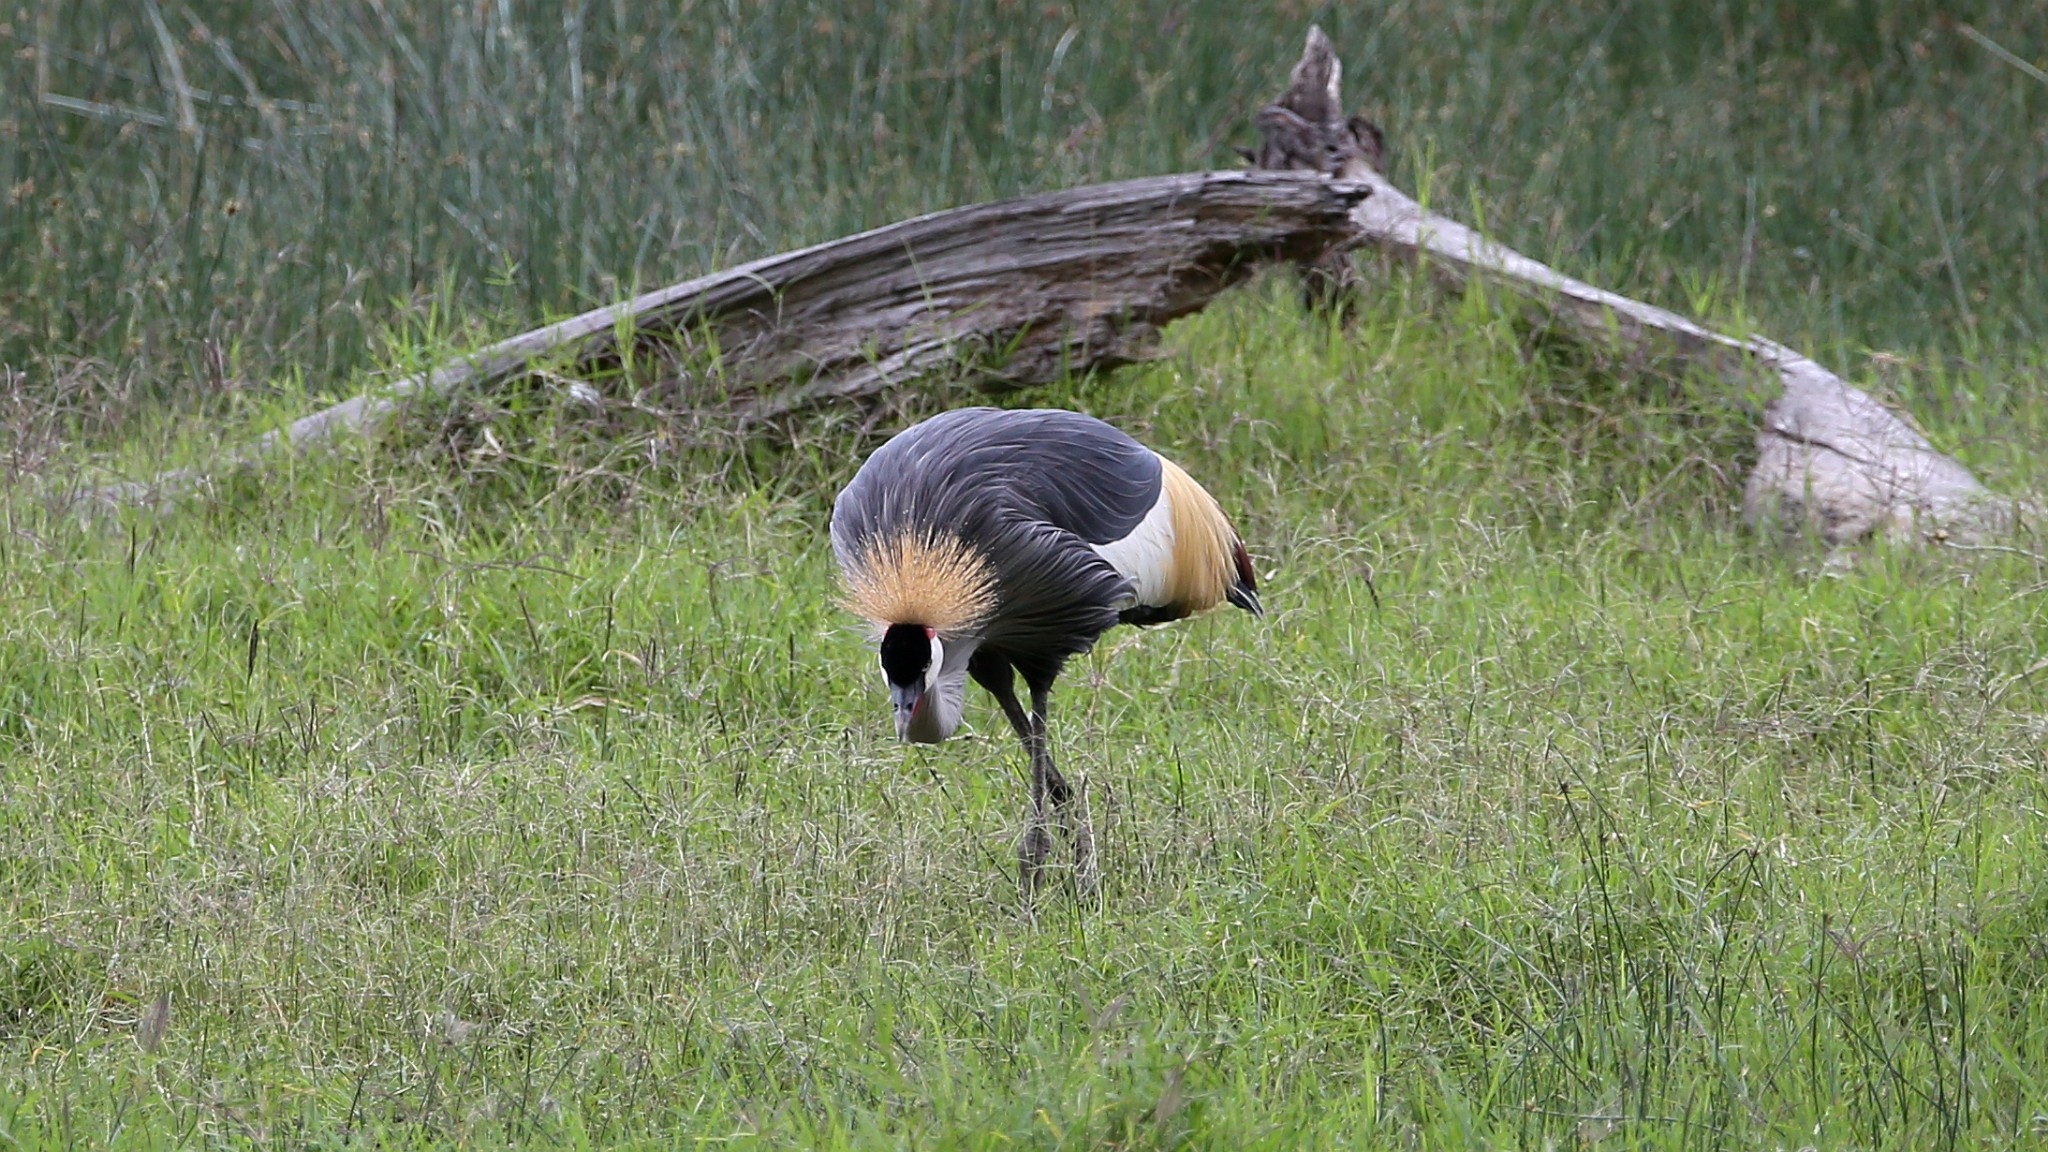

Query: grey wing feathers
left=840, top=408, right=1163, bottom=546
left=977, top=516, right=1130, bottom=663
left=980, top=409, right=1163, bottom=545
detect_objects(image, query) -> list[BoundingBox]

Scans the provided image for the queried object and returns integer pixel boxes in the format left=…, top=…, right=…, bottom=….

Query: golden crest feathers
left=838, top=529, right=999, bottom=635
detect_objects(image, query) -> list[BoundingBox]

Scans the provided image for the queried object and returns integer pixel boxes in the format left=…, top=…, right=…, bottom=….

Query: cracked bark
left=72, top=170, right=1368, bottom=517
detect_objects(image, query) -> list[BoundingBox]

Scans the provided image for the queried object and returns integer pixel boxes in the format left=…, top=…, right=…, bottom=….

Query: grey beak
left=890, top=682, right=924, bottom=742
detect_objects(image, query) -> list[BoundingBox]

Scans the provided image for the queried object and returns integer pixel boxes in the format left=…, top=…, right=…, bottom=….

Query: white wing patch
left=1089, top=463, right=1176, bottom=610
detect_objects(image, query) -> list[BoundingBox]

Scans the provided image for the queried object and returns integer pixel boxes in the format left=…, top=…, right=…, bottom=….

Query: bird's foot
left=1018, top=820, right=1054, bottom=896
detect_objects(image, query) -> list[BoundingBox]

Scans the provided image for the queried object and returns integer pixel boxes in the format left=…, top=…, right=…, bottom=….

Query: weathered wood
left=75, top=170, right=1369, bottom=516
left=1256, top=26, right=2034, bottom=547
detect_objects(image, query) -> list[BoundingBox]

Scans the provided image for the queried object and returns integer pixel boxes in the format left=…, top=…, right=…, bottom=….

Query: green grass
left=3, top=276, right=2048, bottom=1147
left=6, top=1, right=2048, bottom=1147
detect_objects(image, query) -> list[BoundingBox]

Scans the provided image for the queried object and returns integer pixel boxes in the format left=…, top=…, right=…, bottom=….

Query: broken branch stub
left=1258, top=25, right=2032, bottom=548
left=76, top=170, right=1369, bottom=517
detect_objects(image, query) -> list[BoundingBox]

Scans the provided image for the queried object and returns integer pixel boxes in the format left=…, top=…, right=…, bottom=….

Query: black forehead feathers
left=878, top=622, right=933, bottom=685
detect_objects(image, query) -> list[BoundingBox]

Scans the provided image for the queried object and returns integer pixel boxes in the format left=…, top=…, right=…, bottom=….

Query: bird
left=830, top=407, right=1261, bottom=894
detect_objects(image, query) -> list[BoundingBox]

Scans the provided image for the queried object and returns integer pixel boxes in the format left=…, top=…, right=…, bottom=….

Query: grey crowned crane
left=830, top=407, right=1261, bottom=893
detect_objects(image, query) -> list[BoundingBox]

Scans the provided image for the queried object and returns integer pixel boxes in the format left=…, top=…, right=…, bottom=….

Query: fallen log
left=74, top=28, right=2034, bottom=546
left=72, top=170, right=1368, bottom=517
left=1251, top=26, right=2033, bottom=548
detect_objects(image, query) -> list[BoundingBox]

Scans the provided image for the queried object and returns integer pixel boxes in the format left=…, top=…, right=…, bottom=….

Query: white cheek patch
left=925, top=636, right=944, bottom=689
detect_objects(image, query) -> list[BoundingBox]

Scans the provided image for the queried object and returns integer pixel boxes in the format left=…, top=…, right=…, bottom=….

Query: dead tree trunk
left=74, top=171, right=1367, bottom=516
left=1253, top=26, right=2033, bottom=548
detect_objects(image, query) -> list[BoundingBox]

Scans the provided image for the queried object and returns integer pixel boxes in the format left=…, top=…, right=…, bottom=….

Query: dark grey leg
left=970, top=654, right=1053, bottom=893
left=1028, top=681, right=1096, bottom=897
left=1019, top=715, right=1056, bottom=895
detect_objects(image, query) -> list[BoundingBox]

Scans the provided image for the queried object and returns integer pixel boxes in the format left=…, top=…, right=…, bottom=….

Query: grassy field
left=6, top=1, right=2048, bottom=1148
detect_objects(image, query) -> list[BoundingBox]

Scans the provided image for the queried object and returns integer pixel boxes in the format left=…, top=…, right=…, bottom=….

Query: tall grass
left=2, top=0, right=2043, bottom=421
